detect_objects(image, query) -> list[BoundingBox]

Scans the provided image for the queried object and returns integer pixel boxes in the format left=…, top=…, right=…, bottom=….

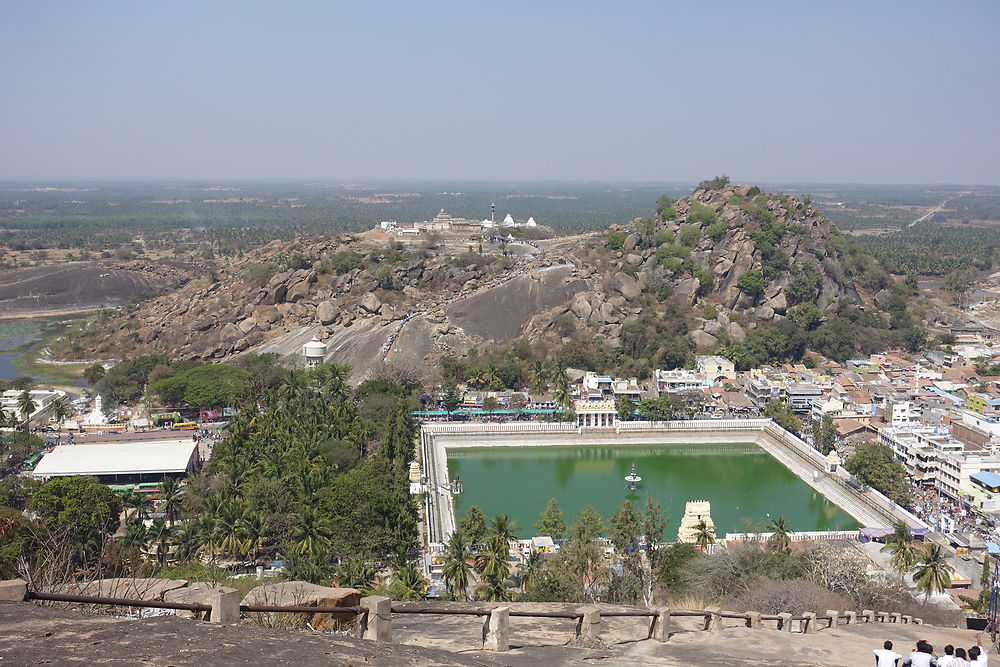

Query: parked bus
left=172, top=421, right=198, bottom=431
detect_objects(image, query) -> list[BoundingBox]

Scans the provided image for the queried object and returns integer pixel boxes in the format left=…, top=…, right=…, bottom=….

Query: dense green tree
left=149, top=364, right=252, bottom=410
left=765, top=400, right=802, bottom=435
left=737, top=269, right=766, bottom=297
left=83, top=363, right=106, bottom=386
left=616, top=396, right=636, bottom=422
left=459, top=505, right=488, bottom=545
left=844, top=442, right=911, bottom=506
left=697, top=175, right=730, bottom=191
left=31, top=475, right=123, bottom=554
left=535, top=498, right=567, bottom=539
left=813, top=414, right=838, bottom=454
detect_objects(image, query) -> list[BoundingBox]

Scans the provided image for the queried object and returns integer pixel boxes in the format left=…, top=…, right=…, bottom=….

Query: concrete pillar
left=902, top=615, right=912, bottom=624
left=0, top=579, right=27, bottom=602
left=891, top=612, right=902, bottom=624
left=361, top=596, right=392, bottom=642
left=746, top=611, right=761, bottom=629
left=779, top=612, right=793, bottom=632
left=825, top=609, right=840, bottom=628
left=876, top=611, right=888, bottom=623
left=705, top=612, right=721, bottom=631
left=843, top=611, right=857, bottom=625
left=577, top=606, right=601, bottom=640
left=483, top=606, right=509, bottom=652
left=913, top=618, right=923, bottom=625
left=651, top=608, right=670, bottom=642
left=801, top=612, right=816, bottom=634
left=862, top=610, right=874, bottom=623
left=205, top=587, right=240, bottom=624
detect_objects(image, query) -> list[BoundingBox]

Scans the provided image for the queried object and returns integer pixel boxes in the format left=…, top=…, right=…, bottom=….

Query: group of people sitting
left=875, top=637, right=989, bottom=666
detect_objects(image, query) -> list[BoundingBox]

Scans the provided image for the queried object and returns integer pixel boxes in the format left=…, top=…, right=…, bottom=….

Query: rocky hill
left=59, top=185, right=897, bottom=379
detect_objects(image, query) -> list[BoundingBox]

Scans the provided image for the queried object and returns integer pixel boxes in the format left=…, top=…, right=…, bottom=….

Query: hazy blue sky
left=2, top=1, right=998, bottom=183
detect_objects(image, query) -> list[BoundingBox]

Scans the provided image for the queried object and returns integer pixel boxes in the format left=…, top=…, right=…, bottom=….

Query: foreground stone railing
left=3, top=579, right=929, bottom=653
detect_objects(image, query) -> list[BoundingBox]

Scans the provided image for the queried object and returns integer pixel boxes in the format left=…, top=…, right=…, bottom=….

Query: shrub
left=706, top=221, right=727, bottom=241
left=607, top=231, right=627, bottom=251
left=737, top=269, right=766, bottom=296
left=697, top=175, right=730, bottom=191
left=679, top=224, right=702, bottom=247
left=654, top=229, right=675, bottom=246
left=687, top=202, right=718, bottom=226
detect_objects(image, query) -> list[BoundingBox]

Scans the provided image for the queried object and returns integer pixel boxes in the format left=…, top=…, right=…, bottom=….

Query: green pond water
left=448, top=443, right=859, bottom=539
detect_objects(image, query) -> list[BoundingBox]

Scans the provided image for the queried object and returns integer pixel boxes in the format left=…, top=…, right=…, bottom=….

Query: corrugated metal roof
left=32, top=441, right=197, bottom=478
left=971, top=470, right=1000, bottom=488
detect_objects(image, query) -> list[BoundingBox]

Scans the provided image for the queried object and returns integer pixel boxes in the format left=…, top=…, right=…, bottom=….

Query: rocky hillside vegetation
left=58, top=182, right=939, bottom=379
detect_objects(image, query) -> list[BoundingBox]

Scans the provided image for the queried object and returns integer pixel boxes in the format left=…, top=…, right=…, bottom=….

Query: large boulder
left=615, top=273, right=641, bottom=302
left=316, top=300, right=337, bottom=325
left=691, top=329, right=718, bottom=349
left=242, top=581, right=362, bottom=632
left=726, top=321, right=747, bottom=342
left=571, top=294, right=593, bottom=321
left=672, top=278, right=700, bottom=308
left=360, top=292, right=381, bottom=313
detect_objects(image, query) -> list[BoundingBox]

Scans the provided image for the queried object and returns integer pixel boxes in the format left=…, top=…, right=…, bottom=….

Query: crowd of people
left=910, top=482, right=999, bottom=545
left=875, top=636, right=989, bottom=665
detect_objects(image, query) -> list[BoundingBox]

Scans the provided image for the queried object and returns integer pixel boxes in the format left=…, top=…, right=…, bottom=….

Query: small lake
left=449, top=443, right=858, bottom=540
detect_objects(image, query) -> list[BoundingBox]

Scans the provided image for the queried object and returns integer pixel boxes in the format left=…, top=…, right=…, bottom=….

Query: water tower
left=302, top=336, right=327, bottom=369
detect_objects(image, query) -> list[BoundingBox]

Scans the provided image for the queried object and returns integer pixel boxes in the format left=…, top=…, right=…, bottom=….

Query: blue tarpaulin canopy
left=987, top=542, right=999, bottom=555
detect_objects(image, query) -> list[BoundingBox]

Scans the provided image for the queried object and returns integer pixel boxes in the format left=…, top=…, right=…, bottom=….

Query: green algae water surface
left=448, top=443, right=859, bottom=539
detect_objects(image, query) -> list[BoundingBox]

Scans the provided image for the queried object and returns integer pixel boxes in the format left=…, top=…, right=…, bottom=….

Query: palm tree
left=442, top=531, right=473, bottom=600
left=17, top=390, right=37, bottom=426
left=694, top=519, right=715, bottom=549
left=147, top=517, right=174, bottom=566
left=123, top=493, right=154, bottom=523
left=290, top=506, right=334, bottom=559
left=242, top=511, right=270, bottom=561
left=466, top=368, right=485, bottom=389
left=159, top=477, right=184, bottom=526
left=172, top=523, right=200, bottom=562
left=120, top=522, right=149, bottom=554
left=333, top=557, right=376, bottom=592
left=913, top=544, right=954, bottom=600
left=881, top=520, right=917, bottom=580
left=214, top=501, right=248, bottom=557
left=519, top=549, right=544, bottom=593
left=50, top=397, right=70, bottom=423
left=766, top=516, right=792, bottom=554
left=490, top=513, right=517, bottom=548
left=394, top=562, right=427, bottom=601
left=529, top=361, right=549, bottom=394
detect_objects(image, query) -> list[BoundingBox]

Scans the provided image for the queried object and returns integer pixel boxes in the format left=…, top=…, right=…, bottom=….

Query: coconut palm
left=694, top=519, right=715, bottom=549
left=913, top=544, right=954, bottom=600
left=17, top=390, right=37, bottom=426
left=50, top=397, right=70, bottom=423
left=172, top=523, right=201, bottom=562
left=466, top=368, right=485, bottom=389
left=147, top=517, right=175, bottom=566
left=290, top=506, right=334, bottom=559
left=394, top=561, right=427, bottom=601
left=442, top=531, right=473, bottom=600
left=120, top=522, right=149, bottom=554
left=123, top=493, right=154, bottom=523
left=529, top=361, right=549, bottom=394
left=519, top=549, right=544, bottom=593
left=333, top=557, right=376, bottom=592
left=159, top=477, right=184, bottom=526
left=214, top=501, right=248, bottom=557
left=881, top=520, right=918, bottom=580
left=766, top=516, right=792, bottom=554
left=242, top=511, right=270, bottom=561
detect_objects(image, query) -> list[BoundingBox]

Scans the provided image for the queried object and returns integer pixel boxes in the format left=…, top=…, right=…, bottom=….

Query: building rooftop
left=972, top=471, right=1000, bottom=488
left=32, top=440, right=198, bottom=478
